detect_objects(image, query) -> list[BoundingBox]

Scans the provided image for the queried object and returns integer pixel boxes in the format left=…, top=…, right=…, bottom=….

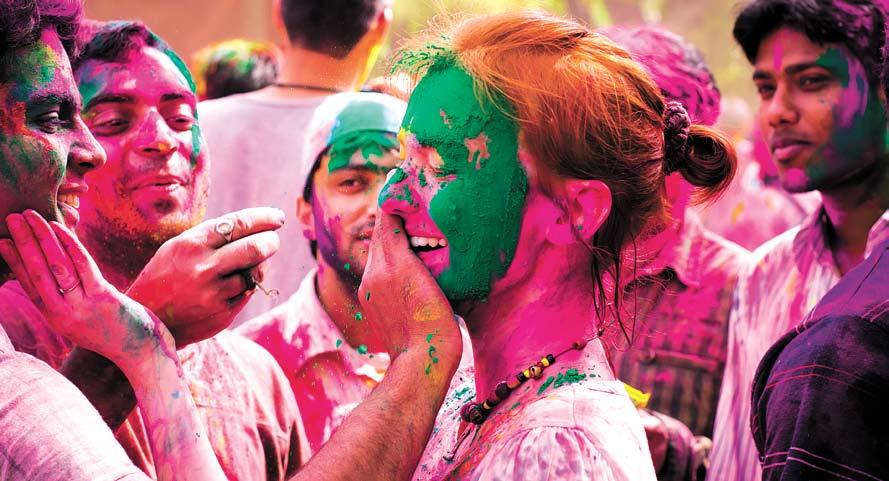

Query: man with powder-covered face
left=708, top=2, right=889, bottom=480
left=0, top=21, right=310, bottom=480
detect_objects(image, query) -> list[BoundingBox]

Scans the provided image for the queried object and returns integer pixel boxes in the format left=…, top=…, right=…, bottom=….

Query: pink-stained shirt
left=236, top=270, right=391, bottom=453
left=0, top=282, right=309, bottom=481
left=413, top=344, right=657, bottom=481
left=608, top=212, right=750, bottom=437
left=707, top=207, right=889, bottom=481
left=0, top=325, right=149, bottom=481
left=696, top=162, right=820, bottom=252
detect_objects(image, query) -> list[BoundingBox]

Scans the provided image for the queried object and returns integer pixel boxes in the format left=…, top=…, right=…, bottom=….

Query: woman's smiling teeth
left=410, top=236, right=448, bottom=249
left=57, top=194, right=80, bottom=209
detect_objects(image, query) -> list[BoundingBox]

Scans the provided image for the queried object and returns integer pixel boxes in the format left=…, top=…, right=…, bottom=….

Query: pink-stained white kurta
left=413, top=344, right=657, bottom=481
left=0, top=325, right=149, bottom=481
left=237, top=270, right=391, bottom=453
left=0, top=281, right=308, bottom=481
left=707, top=208, right=889, bottom=481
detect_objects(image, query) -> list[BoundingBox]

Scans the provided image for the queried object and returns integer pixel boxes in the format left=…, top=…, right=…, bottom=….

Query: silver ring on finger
left=58, top=279, right=81, bottom=295
left=214, top=218, right=235, bottom=244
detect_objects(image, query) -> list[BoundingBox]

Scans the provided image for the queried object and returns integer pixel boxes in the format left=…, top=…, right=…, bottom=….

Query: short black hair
left=733, top=0, right=887, bottom=88
left=198, top=41, right=280, bottom=100
left=0, top=0, right=82, bottom=81
left=73, top=20, right=196, bottom=93
left=280, top=0, right=382, bottom=59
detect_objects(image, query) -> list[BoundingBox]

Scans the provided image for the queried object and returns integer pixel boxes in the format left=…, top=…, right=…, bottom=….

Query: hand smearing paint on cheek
left=380, top=58, right=528, bottom=301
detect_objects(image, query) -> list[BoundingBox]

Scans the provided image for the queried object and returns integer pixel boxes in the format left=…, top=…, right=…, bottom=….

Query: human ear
left=296, top=196, right=316, bottom=242
left=546, top=179, right=611, bottom=246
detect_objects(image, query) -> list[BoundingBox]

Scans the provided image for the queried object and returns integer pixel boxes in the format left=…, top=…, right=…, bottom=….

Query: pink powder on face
left=836, top=55, right=869, bottom=129
left=464, top=133, right=491, bottom=170
left=772, top=31, right=785, bottom=73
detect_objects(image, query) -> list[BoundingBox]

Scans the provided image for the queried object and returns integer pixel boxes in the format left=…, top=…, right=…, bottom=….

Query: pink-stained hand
left=126, top=207, right=285, bottom=347
left=0, top=211, right=173, bottom=369
left=357, top=211, right=462, bottom=371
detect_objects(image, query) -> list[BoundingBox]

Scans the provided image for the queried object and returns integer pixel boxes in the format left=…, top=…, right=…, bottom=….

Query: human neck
left=315, top=256, right=383, bottom=351
left=78, top=225, right=156, bottom=291
left=820, top=164, right=889, bottom=274
left=259, top=47, right=364, bottom=98
left=459, top=246, right=612, bottom=398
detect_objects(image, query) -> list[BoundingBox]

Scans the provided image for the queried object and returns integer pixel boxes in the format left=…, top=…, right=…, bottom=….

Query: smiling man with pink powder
left=708, top=2, right=889, bottom=480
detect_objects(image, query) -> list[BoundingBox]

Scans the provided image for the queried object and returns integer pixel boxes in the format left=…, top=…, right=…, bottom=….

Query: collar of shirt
left=623, top=211, right=709, bottom=290
left=283, top=269, right=389, bottom=381
left=792, top=206, right=889, bottom=272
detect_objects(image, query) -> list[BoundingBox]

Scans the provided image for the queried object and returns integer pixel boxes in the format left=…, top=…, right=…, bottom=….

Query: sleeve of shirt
left=753, top=314, right=889, bottom=481
left=0, top=351, right=150, bottom=481
left=467, top=426, right=646, bottom=481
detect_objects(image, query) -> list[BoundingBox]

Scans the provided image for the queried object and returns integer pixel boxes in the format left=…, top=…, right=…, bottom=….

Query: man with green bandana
left=710, top=1, right=889, bottom=480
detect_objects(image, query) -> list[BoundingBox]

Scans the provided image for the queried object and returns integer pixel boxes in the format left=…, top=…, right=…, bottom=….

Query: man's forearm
left=60, top=346, right=136, bottom=430
left=294, top=350, right=457, bottom=481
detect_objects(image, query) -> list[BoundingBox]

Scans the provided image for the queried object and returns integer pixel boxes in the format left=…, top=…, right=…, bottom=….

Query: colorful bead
left=540, top=356, right=551, bottom=367
left=546, top=354, right=556, bottom=365
left=529, top=365, right=543, bottom=378
left=482, top=401, right=492, bottom=410
left=517, top=371, right=529, bottom=383
left=485, top=393, right=501, bottom=407
left=507, top=378, right=522, bottom=390
left=460, top=402, right=487, bottom=425
left=495, top=382, right=511, bottom=400
left=522, top=369, right=532, bottom=379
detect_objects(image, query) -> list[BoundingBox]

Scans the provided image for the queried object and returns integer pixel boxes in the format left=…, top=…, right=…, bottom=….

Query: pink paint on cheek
left=464, top=133, right=490, bottom=170
left=836, top=60, right=869, bottom=129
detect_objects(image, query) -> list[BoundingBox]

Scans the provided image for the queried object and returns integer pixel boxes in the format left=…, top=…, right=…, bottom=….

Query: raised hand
left=126, top=207, right=285, bottom=347
left=357, top=211, right=462, bottom=375
left=0, top=210, right=173, bottom=368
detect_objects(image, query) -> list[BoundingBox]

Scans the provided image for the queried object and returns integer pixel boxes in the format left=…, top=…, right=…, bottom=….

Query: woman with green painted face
left=376, top=11, right=736, bottom=480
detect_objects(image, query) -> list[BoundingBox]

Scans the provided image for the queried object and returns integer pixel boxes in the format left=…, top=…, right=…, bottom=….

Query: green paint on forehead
left=327, top=130, right=398, bottom=173
left=388, top=59, right=528, bottom=300
left=816, top=48, right=850, bottom=87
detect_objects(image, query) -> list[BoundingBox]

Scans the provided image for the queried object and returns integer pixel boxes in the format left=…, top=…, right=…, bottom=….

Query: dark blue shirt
left=751, top=239, right=889, bottom=480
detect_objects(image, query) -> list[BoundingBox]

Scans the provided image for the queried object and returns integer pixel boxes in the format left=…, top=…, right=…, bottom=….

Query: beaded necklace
left=444, top=326, right=608, bottom=461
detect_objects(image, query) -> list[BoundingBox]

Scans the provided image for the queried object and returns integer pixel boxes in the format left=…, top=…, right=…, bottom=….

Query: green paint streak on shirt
left=509, top=401, right=521, bottom=410
left=536, top=375, right=556, bottom=395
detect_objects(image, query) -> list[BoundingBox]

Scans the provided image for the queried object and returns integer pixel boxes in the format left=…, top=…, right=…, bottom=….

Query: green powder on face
left=355, top=311, right=363, bottom=321
left=385, top=59, right=528, bottom=300
left=394, top=229, right=401, bottom=234
left=365, top=291, right=371, bottom=301
left=418, top=169, right=428, bottom=187
left=335, top=339, right=343, bottom=348
left=357, top=344, right=368, bottom=355
left=327, top=130, right=399, bottom=173
left=425, top=364, right=432, bottom=375
left=190, top=123, right=203, bottom=168
left=816, top=48, right=851, bottom=87
left=344, top=263, right=351, bottom=271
